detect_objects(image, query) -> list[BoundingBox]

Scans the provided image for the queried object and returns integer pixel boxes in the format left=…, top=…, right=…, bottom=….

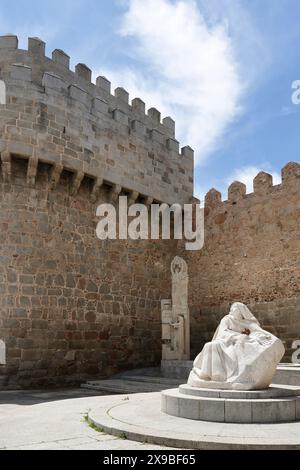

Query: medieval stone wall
left=185, top=164, right=300, bottom=361
left=0, top=34, right=186, bottom=388
left=1, top=33, right=299, bottom=386
left=0, top=157, right=177, bottom=387
left=0, top=34, right=193, bottom=206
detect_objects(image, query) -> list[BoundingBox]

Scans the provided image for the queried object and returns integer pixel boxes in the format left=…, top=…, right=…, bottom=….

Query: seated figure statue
left=188, top=302, right=285, bottom=390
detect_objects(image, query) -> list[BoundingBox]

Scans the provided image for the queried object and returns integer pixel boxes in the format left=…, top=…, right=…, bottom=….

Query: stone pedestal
left=162, top=384, right=300, bottom=423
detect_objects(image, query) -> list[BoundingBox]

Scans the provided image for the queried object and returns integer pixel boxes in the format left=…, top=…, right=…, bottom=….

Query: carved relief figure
left=0, top=80, right=5, bottom=105
left=161, top=256, right=190, bottom=360
left=0, top=340, right=6, bottom=365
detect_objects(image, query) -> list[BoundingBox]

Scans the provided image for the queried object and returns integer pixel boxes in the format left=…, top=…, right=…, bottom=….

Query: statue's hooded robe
left=188, top=302, right=285, bottom=390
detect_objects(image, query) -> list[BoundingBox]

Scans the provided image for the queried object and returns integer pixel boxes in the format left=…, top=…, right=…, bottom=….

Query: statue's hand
left=241, top=328, right=250, bottom=335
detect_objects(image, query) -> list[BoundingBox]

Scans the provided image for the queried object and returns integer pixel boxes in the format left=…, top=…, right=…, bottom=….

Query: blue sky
left=1, top=0, right=300, bottom=202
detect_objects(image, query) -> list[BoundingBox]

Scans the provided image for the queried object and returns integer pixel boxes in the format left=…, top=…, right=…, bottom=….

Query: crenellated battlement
left=205, top=162, right=300, bottom=212
left=0, top=34, right=194, bottom=205
left=0, top=34, right=180, bottom=142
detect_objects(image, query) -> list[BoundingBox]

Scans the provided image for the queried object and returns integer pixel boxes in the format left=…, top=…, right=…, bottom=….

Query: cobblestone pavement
left=0, top=388, right=173, bottom=450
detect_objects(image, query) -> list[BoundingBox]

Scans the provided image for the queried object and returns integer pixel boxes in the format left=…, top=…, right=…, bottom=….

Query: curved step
left=88, top=392, right=300, bottom=449
left=179, top=383, right=300, bottom=399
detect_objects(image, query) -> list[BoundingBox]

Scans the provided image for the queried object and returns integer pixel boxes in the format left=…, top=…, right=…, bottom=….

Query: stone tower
left=0, top=34, right=194, bottom=388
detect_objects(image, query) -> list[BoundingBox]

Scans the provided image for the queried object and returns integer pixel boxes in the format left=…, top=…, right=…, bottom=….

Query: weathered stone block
left=178, top=396, right=200, bottom=420
left=75, top=63, right=92, bottom=82
left=68, top=84, right=90, bottom=106
left=228, top=181, right=246, bottom=202
left=52, top=49, right=70, bottom=68
left=0, top=34, right=18, bottom=49
left=96, top=76, right=111, bottom=94
left=10, top=64, right=31, bottom=81
left=42, top=72, right=67, bottom=91
left=28, top=37, right=45, bottom=56
left=148, top=107, right=161, bottom=123
left=132, top=98, right=146, bottom=114
left=92, top=97, right=108, bottom=115
left=225, top=399, right=252, bottom=423
left=113, top=109, right=129, bottom=126
left=115, top=87, right=129, bottom=104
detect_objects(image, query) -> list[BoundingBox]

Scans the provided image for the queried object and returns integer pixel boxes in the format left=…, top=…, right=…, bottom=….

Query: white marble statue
left=161, top=256, right=190, bottom=360
left=188, top=302, right=285, bottom=390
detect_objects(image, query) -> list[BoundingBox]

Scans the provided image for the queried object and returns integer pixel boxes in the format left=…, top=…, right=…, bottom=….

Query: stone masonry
left=0, top=34, right=189, bottom=388
left=183, top=165, right=300, bottom=361
left=0, top=33, right=299, bottom=387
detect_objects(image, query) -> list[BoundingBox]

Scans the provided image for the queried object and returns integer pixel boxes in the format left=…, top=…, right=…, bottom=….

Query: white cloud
left=101, top=0, right=244, bottom=165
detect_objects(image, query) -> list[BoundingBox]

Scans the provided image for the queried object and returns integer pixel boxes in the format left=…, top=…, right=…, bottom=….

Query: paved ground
left=0, top=388, right=174, bottom=450
left=89, top=391, right=300, bottom=449
left=3, top=387, right=299, bottom=450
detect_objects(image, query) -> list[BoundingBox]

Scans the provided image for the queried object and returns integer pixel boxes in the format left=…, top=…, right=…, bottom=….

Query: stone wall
left=0, top=34, right=193, bottom=206
left=0, top=157, right=177, bottom=388
left=1, top=34, right=299, bottom=386
left=184, top=165, right=300, bottom=361
left=0, top=34, right=186, bottom=388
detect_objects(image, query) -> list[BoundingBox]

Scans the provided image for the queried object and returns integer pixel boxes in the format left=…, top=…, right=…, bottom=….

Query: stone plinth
left=162, top=384, right=300, bottom=423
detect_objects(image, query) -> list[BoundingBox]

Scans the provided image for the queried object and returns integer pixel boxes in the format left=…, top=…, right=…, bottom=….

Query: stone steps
left=116, top=374, right=181, bottom=385
left=274, top=364, right=300, bottom=385
left=81, top=363, right=300, bottom=395
left=81, top=377, right=181, bottom=394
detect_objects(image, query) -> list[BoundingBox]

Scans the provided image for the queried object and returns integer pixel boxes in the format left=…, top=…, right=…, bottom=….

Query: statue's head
left=229, top=302, right=256, bottom=322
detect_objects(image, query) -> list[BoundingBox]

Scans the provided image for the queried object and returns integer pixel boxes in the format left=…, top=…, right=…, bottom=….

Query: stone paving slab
left=2, top=386, right=300, bottom=450
left=88, top=391, right=300, bottom=449
left=0, top=388, right=176, bottom=450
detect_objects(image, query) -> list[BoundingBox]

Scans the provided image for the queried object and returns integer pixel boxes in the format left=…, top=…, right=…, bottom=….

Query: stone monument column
left=161, top=256, right=190, bottom=360
left=0, top=340, right=6, bottom=365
